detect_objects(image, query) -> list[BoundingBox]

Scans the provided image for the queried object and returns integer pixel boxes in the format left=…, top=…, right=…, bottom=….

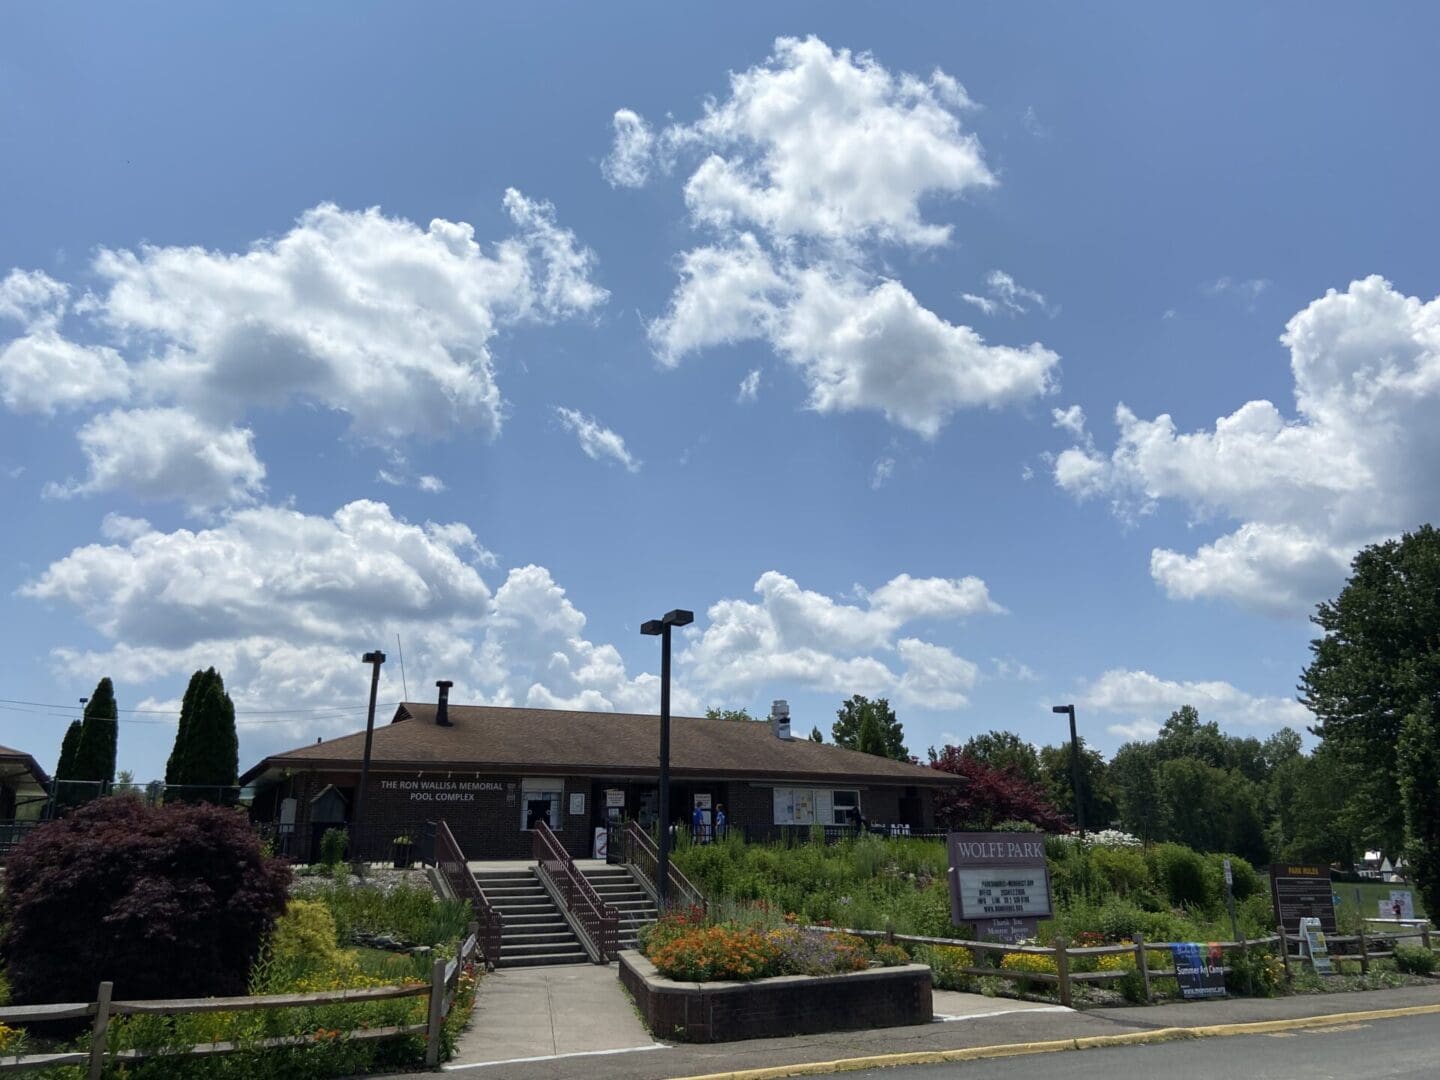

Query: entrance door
left=525, top=798, right=552, bottom=831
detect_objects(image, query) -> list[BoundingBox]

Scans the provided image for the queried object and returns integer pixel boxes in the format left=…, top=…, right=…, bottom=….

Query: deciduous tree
left=832, top=695, right=908, bottom=761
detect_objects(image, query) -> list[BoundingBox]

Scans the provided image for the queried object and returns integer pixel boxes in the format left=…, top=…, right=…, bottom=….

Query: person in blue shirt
left=714, top=803, right=727, bottom=840
left=692, top=803, right=706, bottom=842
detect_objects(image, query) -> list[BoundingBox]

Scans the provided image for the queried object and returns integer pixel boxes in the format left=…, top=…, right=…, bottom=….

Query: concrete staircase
left=472, top=868, right=587, bottom=968
left=582, top=865, right=659, bottom=952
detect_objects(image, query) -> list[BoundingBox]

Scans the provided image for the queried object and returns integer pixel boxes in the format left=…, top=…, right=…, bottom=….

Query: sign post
left=1223, top=858, right=1239, bottom=943
left=947, top=832, right=1053, bottom=944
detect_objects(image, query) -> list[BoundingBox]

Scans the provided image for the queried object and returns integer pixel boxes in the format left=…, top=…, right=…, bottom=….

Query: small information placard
left=955, top=868, right=1052, bottom=918
left=1171, top=943, right=1227, bottom=1000
left=1299, top=917, right=1332, bottom=975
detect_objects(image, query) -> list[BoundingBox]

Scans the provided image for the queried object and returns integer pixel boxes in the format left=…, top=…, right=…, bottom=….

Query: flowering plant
left=648, top=925, right=783, bottom=982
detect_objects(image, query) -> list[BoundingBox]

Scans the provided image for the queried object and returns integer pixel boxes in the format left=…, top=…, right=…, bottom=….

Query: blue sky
left=3, top=4, right=1438, bottom=780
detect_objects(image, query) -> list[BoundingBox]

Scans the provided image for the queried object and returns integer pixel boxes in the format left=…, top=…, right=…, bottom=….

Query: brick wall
left=620, top=953, right=933, bottom=1042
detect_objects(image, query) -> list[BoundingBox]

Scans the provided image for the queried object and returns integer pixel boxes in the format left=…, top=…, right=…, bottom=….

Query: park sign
left=1270, top=864, right=1337, bottom=936
left=947, top=832, right=1053, bottom=943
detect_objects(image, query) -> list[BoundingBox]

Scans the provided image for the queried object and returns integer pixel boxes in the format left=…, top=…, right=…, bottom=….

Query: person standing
left=692, top=801, right=706, bottom=842
left=714, top=803, right=727, bottom=840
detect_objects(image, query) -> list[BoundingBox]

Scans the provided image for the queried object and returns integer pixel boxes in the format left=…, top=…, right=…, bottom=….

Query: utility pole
left=1052, top=704, right=1086, bottom=837
left=642, top=609, right=693, bottom=905
left=352, top=650, right=386, bottom=867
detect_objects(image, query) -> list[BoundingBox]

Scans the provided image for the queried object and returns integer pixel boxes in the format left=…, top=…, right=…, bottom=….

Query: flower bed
left=619, top=951, right=932, bottom=1042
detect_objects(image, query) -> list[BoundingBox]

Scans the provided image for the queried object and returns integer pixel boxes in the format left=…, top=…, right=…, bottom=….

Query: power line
left=0, top=696, right=400, bottom=717
left=0, top=702, right=383, bottom=728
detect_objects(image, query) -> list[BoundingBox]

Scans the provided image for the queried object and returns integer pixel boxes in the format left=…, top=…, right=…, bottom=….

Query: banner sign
left=1171, top=943, right=1227, bottom=1000
left=1299, top=917, right=1333, bottom=974
left=1270, top=864, right=1337, bottom=935
left=947, top=832, right=1053, bottom=931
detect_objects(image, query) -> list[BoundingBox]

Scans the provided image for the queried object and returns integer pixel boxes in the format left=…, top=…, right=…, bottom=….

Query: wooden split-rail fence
left=0, top=922, right=482, bottom=1076
left=810, top=921, right=1439, bottom=1007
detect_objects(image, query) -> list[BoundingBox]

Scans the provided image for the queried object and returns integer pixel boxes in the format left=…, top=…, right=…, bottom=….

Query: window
left=773, top=787, right=861, bottom=826
left=831, top=790, right=859, bottom=826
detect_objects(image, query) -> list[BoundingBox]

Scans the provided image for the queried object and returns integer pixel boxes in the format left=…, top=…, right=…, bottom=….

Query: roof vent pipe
left=436, top=680, right=454, bottom=727
left=769, top=699, right=791, bottom=740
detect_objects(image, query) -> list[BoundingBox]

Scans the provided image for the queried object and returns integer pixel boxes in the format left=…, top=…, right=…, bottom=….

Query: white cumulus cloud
left=620, top=35, right=1058, bottom=436
left=1054, top=275, right=1440, bottom=615
left=601, top=108, right=655, bottom=188
left=1077, top=668, right=1310, bottom=738
left=0, top=193, right=606, bottom=510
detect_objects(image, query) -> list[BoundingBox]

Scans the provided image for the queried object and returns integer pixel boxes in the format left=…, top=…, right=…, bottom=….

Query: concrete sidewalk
left=430, top=980, right=1440, bottom=1079
left=442, top=963, right=661, bottom=1071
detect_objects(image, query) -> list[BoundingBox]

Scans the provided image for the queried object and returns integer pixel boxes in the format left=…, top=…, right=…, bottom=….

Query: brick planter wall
left=619, top=951, right=933, bottom=1043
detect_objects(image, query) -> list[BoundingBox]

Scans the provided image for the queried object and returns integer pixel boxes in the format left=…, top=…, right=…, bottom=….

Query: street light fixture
left=1051, top=704, right=1085, bottom=837
left=642, top=608, right=693, bottom=906
left=352, top=650, right=386, bottom=865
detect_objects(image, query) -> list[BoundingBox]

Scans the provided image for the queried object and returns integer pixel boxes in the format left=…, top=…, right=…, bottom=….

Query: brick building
left=242, top=693, right=960, bottom=861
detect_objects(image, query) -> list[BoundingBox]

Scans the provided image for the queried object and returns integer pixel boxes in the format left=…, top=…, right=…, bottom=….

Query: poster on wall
left=1171, top=943, right=1227, bottom=999
left=946, top=832, right=1052, bottom=942
left=569, top=793, right=585, bottom=817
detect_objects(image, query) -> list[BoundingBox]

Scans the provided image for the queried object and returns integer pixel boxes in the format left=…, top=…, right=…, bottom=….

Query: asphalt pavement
left=842, top=1011, right=1440, bottom=1079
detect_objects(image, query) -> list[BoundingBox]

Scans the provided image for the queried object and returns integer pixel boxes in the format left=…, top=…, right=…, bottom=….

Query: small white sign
left=955, top=868, right=1052, bottom=918
left=606, top=789, right=626, bottom=808
left=1223, top=858, right=1233, bottom=887
left=1299, top=916, right=1332, bottom=975
left=569, top=792, right=585, bottom=816
left=694, top=793, right=712, bottom=810
left=1390, top=890, right=1416, bottom=920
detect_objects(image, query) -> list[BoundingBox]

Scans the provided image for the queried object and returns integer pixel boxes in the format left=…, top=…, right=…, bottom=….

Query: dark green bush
left=319, top=827, right=348, bottom=868
left=1150, top=843, right=1209, bottom=909
left=1394, top=943, right=1438, bottom=975
left=1205, top=852, right=1261, bottom=904
left=1091, top=846, right=1150, bottom=897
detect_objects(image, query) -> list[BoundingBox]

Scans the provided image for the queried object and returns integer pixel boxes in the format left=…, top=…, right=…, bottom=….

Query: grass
left=1334, top=881, right=1427, bottom=932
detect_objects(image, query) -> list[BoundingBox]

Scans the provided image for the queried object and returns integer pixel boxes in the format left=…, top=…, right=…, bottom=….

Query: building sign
left=1171, top=943, right=1227, bottom=999
left=947, top=832, right=1053, bottom=942
left=1270, top=864, right=1337, bottom=935
left=606, top=789, right=626, bottom=809
left=569, top=792, right=586, bottom=817
left=1299, top=917, right=1332, bottom=974
left=377, top=779, right=505, bottom=802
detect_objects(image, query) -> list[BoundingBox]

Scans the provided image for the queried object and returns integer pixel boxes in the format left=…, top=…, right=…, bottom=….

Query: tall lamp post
left=352, top=650, right=386, bottom=865
left=1051, top=704, right=1085, bottom=837
left=641, top=608, right=693, bottom=906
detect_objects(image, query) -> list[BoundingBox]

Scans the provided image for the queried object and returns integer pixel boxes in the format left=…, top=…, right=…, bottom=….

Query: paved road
left=845, top=1012, right=1440, bottom=1079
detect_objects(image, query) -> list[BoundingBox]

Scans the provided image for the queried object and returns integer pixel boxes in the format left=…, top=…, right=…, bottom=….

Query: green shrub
left=918, top=944, right=977, bottom=990
left=1224, top=946, right=1285, bottom=996
left=1091, top=846, right=1149, bottom=898
left=319, top=828, right=348, bottom=868
left=1394, top=943, right=1438, bottom=976
left=296, top=877, right=470, bottom=947
left=1096, top=898, right=1146, bottom=942
left=1237, top=893, right=1276, bottom=936
left=871, top=942, right=910, bottom=967
left=1205, top=853, right=1261, bottom=904
left=1150, top=843, right=1210, bottom=909
left=268, top=900, right=341, bottom=969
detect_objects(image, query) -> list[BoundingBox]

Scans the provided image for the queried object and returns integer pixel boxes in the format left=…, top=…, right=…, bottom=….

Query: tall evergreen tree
left=809, top=726, right=824, bottom=743
left=54, top=720, right=83, bottom=782
left=178, top=672, right=239, bottom=798
left=166, top=669, right=211, bottom=786
left=72, top=678, right=118, bottom=789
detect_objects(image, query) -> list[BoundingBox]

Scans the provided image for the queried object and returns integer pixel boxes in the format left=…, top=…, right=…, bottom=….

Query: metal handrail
left=622, top=820, right=707, bottom=913
left=532, top=820, right=618, bottom=962
left=431, top=819, right=503, bottom=968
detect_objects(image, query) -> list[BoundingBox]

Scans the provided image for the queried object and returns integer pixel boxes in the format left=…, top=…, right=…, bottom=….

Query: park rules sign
left=1270, top=864, right=1337, bottom=935
left=947, top=832, right=1053, bottom=943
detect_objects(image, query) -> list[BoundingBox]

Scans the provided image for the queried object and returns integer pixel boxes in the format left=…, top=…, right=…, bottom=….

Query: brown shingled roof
left=242, top=702, right=958, bottom=787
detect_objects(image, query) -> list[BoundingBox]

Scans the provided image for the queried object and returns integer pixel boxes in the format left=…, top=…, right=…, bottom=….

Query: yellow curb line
left=669, top=1002, right=1440, bottom=1080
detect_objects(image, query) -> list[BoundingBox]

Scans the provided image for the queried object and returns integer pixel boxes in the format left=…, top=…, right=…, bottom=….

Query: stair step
left=504, top=931, right=582, bottom=947
left=501, top=939, right=583, bottom=956
left=496, top=952, right=589, bottom=968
